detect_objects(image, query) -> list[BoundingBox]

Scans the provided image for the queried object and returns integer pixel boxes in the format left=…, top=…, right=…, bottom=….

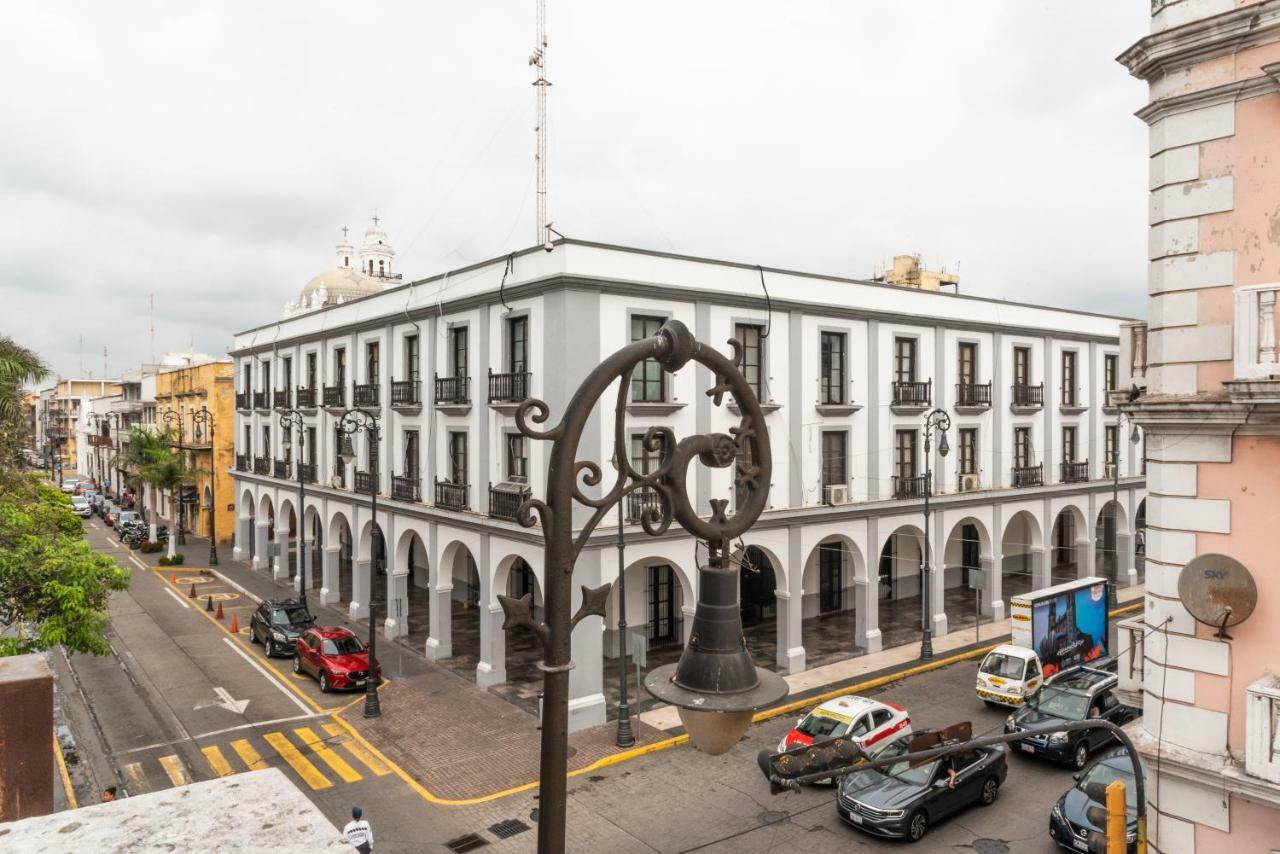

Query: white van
left=975, top=644, right=1043, bottom=707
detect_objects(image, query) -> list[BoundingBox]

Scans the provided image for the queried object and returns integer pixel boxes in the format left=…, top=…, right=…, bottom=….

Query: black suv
left=250, top=598, right=315, bottom=657
left=1005, top=666, right=1138, bottom=770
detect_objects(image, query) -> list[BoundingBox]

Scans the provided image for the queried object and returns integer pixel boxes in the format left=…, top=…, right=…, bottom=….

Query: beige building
left=38, top=379, right=120, bottom=470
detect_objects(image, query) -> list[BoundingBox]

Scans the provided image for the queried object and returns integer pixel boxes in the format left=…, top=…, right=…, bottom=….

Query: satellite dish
left=1177, top=553, right=1257, bottom=639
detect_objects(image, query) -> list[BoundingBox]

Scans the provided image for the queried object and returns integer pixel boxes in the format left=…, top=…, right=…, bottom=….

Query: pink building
left=1118, top=1, right=1280, bottom=851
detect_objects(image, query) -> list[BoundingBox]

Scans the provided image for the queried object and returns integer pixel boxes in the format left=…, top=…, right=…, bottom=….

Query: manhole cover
left=972, top=841, right=1010, bottom=854
left=757, top=811, right=788, bottom=825
left=444, top=833, right=489, bottom=853
left=488, top=819, right=530, bottom=840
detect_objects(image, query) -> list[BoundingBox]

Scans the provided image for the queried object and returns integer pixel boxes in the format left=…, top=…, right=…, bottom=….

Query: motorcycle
left=123, top=524, right=168, bottom=549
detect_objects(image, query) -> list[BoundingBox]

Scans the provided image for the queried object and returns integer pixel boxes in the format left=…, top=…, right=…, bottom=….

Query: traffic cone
left=229, top=614, right=239, bottom=633
left=188, top=583, right=196, bottom=598
left=170, top=573, right=176, bottom=584
left=205, top=595, right=214, bottom=612
left=215, top=601, right=224, bottom=621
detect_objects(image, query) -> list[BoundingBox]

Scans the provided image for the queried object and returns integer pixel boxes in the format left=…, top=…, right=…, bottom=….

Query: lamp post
left=337, top=408, right=381, bottom=719
left=500, top=320, right=784, bottom=853
left=279, top=409, right=307, bottom=595
left=919, top=408, right=951, bottom=661
left=189, top=405, right=219, bottom=566
left=612, top=475, right=635, bottom=748
left=161, top=406, right=187, bottom=546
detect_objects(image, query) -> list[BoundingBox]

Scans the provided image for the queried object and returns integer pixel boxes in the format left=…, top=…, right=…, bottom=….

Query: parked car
left=976, top=644, right=1045, bottom=708
left=70, top=496, right=92, bottom=518
left=1005, top=667, right=1139, bottom=770
left=115, top=511, right=141, bottom=538
left=60, top=481, right=78, bottom=494
left=778, top=695, right=912, bottom=757
left=837, top=741, right=1007, bottom=842
left=1049, top=747, right=1140, bottom=852
left=250, top=598, right=316, bottom=657
left=105, top=508, right=119, bottom=527
left=293, top=627, right=381, bottom=693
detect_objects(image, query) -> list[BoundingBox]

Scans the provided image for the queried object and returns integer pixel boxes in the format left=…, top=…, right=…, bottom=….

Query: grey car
left=836, top=743, right=1008, bottom=843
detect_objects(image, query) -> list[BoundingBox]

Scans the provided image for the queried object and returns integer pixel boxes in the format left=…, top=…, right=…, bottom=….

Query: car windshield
left=1031, top=687, right=1090, bottom=720
left=883, top=758, right=938, bottom=787
left=980, top=653, right=1026, bottom=679
left=1078, top=761, right=1138, bottom=811
left=322, top=636, right=365, bottom=655
left=273, top=607, right=311, bottom=625
left=797, top=712, right=846, bottom=739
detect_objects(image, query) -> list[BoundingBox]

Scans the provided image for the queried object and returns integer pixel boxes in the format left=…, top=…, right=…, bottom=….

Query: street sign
left=967, top=568, right=985, bottom=590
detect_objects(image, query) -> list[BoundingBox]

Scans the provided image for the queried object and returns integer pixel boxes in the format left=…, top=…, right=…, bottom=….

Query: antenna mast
left=531, top=0, right=551, bottom=250
left=149, top=294, right=156, bottom=364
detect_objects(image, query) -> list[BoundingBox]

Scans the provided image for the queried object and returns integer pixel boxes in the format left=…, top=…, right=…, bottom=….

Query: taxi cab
left=976, top=644, right=1043, bottom=707
left=777, top=695, right=912, bottom=755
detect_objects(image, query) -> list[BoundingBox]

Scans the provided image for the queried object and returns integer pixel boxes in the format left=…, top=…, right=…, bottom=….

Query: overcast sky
left=2, top=1, right=1150, bottom=382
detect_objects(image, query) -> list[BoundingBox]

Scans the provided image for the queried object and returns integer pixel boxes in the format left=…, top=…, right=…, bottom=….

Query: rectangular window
left=282, top=356, right=292, bottom=392
left=958, top=342, right=977, bottom=385
left=734, top=323, right=765, bottom=401
left=243, top=425, right=251, bottom=456
left=1013, top=346, right=1030, bottom=386
left=1062, top=425, right=1077, bottom=463
left=1014, top=427, right=1032, bottom=468
left=894, top=337, right=916, bottom=383
left=365, top=341, right=380, bottom=383
left=403, top=430, right=419, bottom=476
left=449, top=432, right=468, bottom=484
left=450, top=326, right=468, bottom=379
left=631, top=315, right=666, bottom=402
left=507, top=316, right=528, bottom=373
left=307, top=427, right=317, bottom=465
left=333, top=425, right=345, bottom=475
left=262, top=361, right=271, bottom=394
left=306, top=353, right=317, bottom=389
left=1105, top=425, right=1119, bottom=469
left=242, top=364, right=252, bottom=394
left=334, top=348, right=346, bottom=386
left=630, top=433, right=663, bottom=474
left=1061, top=351, right=1077, bottom=406
left=894, top=429, right=917, bottom=479
left=262, top=425, right=271, bottom=457
left=821, top=431, right=847, bottom=491
left=1105, top=354, right=1118, bottom=392
left=506, top=434, right=528, bottom=481
left=365, top=430, right=377, bottom=472
left=820, top=331, right=846, bottom=405
left=405, top=335, right=420, bottom=383
left=959, top=428, right=977, bottom=475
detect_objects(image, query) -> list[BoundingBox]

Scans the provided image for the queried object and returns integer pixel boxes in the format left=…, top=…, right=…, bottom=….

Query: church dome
left=298, top=267, right=385, bottom=304
left=283, top=220, right=399, bottom=318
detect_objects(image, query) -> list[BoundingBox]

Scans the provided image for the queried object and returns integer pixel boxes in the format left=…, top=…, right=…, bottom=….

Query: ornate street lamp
left=337, top=408, right=382, bottom=719
left=279, top=408, right=308, bottom=594
left=920, top=408, right=951, bottom=661
left=189, top=405, right=219, bottom=566
left=161, top=406, right=187, bottom=546
left=501, top=320, right=786, bottom=853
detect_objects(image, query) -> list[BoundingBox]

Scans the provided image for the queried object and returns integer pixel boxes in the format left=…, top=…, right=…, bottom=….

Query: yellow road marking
left=121, top=761, right=149, bottom=794
left=54, top=734, right=78, bottom=809
left=323, top=722, right=390, bottom=776
left=265, top=731, right=332, bottom=789
left=295, top=726, right=362, bottom=783
left=201, top=745, right=234, bottom=777
left=231, top=739, right=268, bottom=771
left=158, top=754, right=191, bottom=787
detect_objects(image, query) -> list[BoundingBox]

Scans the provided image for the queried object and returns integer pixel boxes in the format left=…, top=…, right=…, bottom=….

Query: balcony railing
left=273, top=459, right=289, bottom=479
left=273, top=389, right=290, bottom=409
left=435, top=374, right=469, bottom=405
left=1060, top=460, right=1089, bottom=483
left=253, top=456, right=270, bottom=475
left=391, top=380, right=421, bottom=406
left=435, top=480, right=469, bottom=510
left=488, top=370, right=531, bottom=403
left=353, top=383, right=380, bottom=408
left=296, top=387, right=317, bottom=409
left=392, top=475, right=420, bottom=502
left=892, top=473, right=930, bottom=499
left=297, top=462, right=316, bottom=484
left=323, top=384, right=346, bottom=408
left=235, top=453, right=249, bottom=472
left=954, top=382, right=991, bottom=407
left=1012, top=463, right=1043, bottom=488
left=626, top=489, right=663, bottom=523
left=354, top=470, right=379, bottom=493
left=891, top=379, right=931, bottom=407
left=1011, top=383, right=1043, bottom=408
left=489, top=483, right=530, bottom=521
left=253, top=391, right=269, bottom=410
left=235, top=392, right=250, bottom=411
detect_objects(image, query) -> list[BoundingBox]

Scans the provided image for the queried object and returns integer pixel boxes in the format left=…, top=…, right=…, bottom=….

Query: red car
left=105, top=509, right=119, bottom=527
left=292, top=627, right=381, bottom=693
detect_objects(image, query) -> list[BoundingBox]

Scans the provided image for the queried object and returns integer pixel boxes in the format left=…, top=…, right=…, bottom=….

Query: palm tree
left=114, top=426, right=194, bottom=553
left=0, top=336, right=47, bottom=463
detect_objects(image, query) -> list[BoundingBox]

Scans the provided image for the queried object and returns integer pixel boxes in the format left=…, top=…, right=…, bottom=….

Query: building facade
left=38, top=379, right=121, bottom=471
left=230, top=238, right=1145, bottom=731
left=1118, top=0, right=1280, bottom=849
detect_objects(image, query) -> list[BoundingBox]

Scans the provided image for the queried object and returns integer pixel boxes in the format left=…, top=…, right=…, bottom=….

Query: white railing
left=1234, top=284, right=1280, bottom=380
left=1245, top=674, right=1280, bottom=784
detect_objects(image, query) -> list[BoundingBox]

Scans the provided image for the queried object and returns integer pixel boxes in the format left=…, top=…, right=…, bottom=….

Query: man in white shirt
left=342, top=806, right=373, bottom=853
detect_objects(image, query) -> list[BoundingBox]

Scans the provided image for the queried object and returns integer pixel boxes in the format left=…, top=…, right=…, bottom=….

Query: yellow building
left=154, top=360, right=235, bottom=544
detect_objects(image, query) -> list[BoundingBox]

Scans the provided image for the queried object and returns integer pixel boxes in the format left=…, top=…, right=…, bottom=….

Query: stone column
left=475, top=605, right=507, bottom=687
left=425, top=580, right=453, bottom=660
left=233, top=516, right=253, bottom=561
left=272, top=525, right=290, bottom=582
left=1116, top=533, right=1134, bottom=587
left=1029, top=547, right=1049, bottom=591
left=980, top=556, right=1003, bottom=621
left=252, top=522, right=270, bottom=571
left=349, top=558, right=371, bottom=620
left=383, top=571, right=409, bottom=639
left=928, top=559, right=948, bottom=640
left=1074, top=538, right=1091, bottom=580
left=775, top=591, right=805, bottom=674
left=320, top=546, right=340, bottom=605
left=854, top=578, right=882, bottom=653
left=296, top=537, right=310, bottom=594
left=568, top=548, right=606, bottom=732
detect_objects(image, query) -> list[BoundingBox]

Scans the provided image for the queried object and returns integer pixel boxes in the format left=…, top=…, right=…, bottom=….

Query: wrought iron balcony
left=435, top=479, right=469, bottom=510
left=322, top=384, right=345, bottom=408
left=488, top=370, right=531, bottom=404
left=1012, top=463, right=1043, bottom=488
left=253, top=455, right=270, bottom=475
left=235, top=453, right=249, bottom=472
left=297, top=462, right=316, bottom=484
left=891, top=379, right=931, bottom=408
left=391, top=380, right=421, bottom=406
left=1060, top=460, right=1089, bottom=483
left=954, top=382, right=991, bottom=408
left=235, top=392, right=250, bottom=411
left=392, top=475, right=420, bottom=502
left=273, top=389, right=290, bottom=409
left=626, top=489, right=663, bottom=523
left=488, top=483, right=530, bottom=521
left=354, top=470, right=379, bottom=493
left=434, top=374, right=469, bottom=405
left=295, top=387, right=317, bottom=409
left=1011, top=383, right=1044, bottom=408
left=252, top=391, right=269, bottom=410
left=353, top=383, right=380, bottom=408
left=273, top=459, right=289, bottom=479
left=892, top=473, right=930, bottom=499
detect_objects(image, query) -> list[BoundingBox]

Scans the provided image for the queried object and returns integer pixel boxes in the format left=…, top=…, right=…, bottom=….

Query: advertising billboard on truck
left=1009, top=577, right=1110, bottom=679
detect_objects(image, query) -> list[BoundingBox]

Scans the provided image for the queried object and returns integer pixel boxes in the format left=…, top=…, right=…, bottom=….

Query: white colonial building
left=230, top=234, right=1145, bottom=731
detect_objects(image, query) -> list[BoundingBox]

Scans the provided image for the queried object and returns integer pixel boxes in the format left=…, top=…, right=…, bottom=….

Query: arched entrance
left=877, top=525, right=925, bottom=650
left=1095, top=500, right=1129, bottom=585
left=303, top=506, right=323, bottom=592
left=492, top=556, right=543, bottom=702
left=740, top=546, right=780, bottom=667
left=1134, top=499, right=1146, bottom=580
left=801, top=536, right=864, bottom=666
left=328, top=512, right=353, bottom=606
left=1001, top=510, right=1044, bottom=598
left=395, top=530, right=430, bottom=648
left=1050, top=505, right=1087, bottom=584
left=354, top=519, right=386, bottom=623
left=942, top=518, right=991, bottom=631
left=440, top=541, right=481, bottom=675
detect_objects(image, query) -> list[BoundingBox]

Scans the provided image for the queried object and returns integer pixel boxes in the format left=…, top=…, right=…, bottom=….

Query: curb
left=53, top=732, right=78, bottom=810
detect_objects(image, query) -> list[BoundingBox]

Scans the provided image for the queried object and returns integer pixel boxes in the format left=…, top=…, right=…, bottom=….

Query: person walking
left=342, top=806, right=373, bottom=853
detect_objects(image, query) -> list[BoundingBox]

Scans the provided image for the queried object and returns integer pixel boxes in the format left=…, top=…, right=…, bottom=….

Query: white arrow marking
left=194, top=686, right=250, bottom=715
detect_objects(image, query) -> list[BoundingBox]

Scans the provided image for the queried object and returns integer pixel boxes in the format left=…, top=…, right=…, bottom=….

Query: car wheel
left=980, top=776, right=999, bottom=806
left=983, top=700, right=998, bottom=709
left=906, top=810, right=928, bottom=843
left=318, top=671, right=330, bottom=693
left=292, top=654, right=302, bottom=675
left=1073, top=742, right=1089, bottom=771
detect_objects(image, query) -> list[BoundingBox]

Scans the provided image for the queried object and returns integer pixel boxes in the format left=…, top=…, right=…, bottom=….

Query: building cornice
left=1118, top=0, right=1280, bottom=81
left=1134, top=71, right=1279, bottom=125
left=1127, top=725, right=1280, bottom=810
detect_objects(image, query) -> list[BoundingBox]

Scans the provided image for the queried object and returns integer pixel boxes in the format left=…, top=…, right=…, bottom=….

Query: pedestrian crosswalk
left=119, top=722, right=391, bottom=795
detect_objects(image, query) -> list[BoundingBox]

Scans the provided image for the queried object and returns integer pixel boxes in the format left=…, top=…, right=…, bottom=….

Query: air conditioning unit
left=823, top=484, right=850, bottom=506
left=1104, top=464, right=1117, bottom=479
left=959, top=474, right=980, bottom=492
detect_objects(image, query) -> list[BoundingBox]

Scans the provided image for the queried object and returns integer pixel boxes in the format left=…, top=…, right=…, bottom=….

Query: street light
left=609, top=454, right=635, bottom=749
left=919, top=407, right=951, bottom=661
left=336, top=407, right=381, bottom=719
left=189, top=405, right=219, bottom=566
left=161, top=406, right=187, bottom=546
left=279, top=409, right=308, bottom=595
left=500, top=320, right=784, bottom=853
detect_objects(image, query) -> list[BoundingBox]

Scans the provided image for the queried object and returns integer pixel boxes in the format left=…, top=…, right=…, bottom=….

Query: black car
left=250, top=599, right=315, bottom=657
left=836, top=742, right=1007, bottom=842
left=1050, top=748, right=1140, bottom=852
left=1006, top=667, right=1138, bottom=770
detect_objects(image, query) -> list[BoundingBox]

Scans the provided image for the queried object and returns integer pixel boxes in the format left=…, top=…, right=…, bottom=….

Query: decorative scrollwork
left=515, top=397, right=563, bottom=442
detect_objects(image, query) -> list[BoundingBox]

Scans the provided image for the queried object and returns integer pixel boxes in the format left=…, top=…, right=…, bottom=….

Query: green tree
left=0, top=470, right=130, bottom=656
left=0, top=336, right=47, bottom=461
left=113, top=426, right=197, bottom=554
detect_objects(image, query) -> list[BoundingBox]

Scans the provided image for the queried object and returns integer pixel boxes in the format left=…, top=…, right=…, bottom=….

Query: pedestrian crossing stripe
left=295, top=726, right=362, bottom=783
left=264, top=731, right=332, bottom=790
left=201, top=745, right=233, bottom=778
left=322, top=722, right=390, bottom=776
left=230, top=738, right=268, bottom=771
left=122, top=761, right=149, bottom=794
left=158, top=754, right=191, bottom=787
